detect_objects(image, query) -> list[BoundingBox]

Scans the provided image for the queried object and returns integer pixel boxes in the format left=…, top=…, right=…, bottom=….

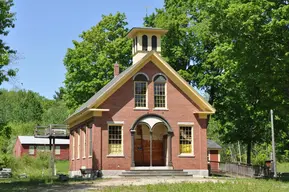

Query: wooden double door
left=134, top=137, right=167, bottom=166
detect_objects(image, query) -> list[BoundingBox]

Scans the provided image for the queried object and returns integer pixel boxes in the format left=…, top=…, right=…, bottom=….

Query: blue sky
left=2, top=0, right=164, bottom=99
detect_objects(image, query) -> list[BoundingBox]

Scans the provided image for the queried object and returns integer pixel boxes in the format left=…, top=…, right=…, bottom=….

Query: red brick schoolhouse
left=67, top=28, right=216, bottom=177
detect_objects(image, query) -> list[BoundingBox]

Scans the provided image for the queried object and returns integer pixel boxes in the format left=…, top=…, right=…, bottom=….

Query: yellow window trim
left=179, top=125, right=194, bottom=155
left=107, top=122, right=124, bottom=156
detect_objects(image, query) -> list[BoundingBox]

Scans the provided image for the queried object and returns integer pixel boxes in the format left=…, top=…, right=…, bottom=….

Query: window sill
left=88, top=156, right=92, bottom=158
left=77, top=158, right=80, bottom=160
left=83, top=157, right=86, bottom=159
left=153, top=108, right=168, bottom=111
left=107, top=154, right=125, bottom=158
left=178, top=154, right=195, bottom=158
left=134, top=107, right=149, bottom=111
left=72, top=159, right=74, bottom=161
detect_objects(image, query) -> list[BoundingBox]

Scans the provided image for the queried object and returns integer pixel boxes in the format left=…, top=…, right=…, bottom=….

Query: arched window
left=142, top=35, right=148, bottom=51
left=153, top=74, right=167, bottom=108
left=134, top=73, right=149, bottom=108
left=152, top=35, right=157, bottom=50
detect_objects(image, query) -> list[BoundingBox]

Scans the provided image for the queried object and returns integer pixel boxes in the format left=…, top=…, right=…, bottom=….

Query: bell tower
left=127, top=27, right=168, bottom=64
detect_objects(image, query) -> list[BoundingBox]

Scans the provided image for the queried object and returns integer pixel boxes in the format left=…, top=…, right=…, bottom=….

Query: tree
left=0, top=0, right=17, bottom=86
left=42, top=101, right=69, bottom=125
left=145, top=0, right=289, bottom=164
left=0, top=89, right=43, bottom=123
left=63, top=12, right=132, bottom=111
left=53, top=87, right=65, bottom=101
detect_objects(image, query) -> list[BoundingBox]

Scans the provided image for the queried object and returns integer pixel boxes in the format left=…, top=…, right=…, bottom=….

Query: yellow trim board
left=68, top=111, right=103, bottom=128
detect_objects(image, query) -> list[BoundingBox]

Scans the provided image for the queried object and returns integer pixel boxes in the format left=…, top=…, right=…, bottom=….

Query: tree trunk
left=247, top=141, right=252, bottom=165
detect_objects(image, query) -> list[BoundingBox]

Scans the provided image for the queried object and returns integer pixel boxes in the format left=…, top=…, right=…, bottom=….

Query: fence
left=208, top=161, right=271, bottom=178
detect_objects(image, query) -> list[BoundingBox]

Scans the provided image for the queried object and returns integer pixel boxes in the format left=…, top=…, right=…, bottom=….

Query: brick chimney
left=114, top=62, right=119, bottom=77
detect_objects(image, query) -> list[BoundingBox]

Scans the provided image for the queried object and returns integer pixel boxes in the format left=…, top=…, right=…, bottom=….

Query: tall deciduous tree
left=0, top=0, right=17, bottom=85
left=63, top=12, right=132, bottom=110
left=145, top=0, right=289, bottom=164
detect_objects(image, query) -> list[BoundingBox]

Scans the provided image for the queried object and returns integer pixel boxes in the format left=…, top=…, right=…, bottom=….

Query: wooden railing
left=34, top=124, right=69, bottom=138
left=208, top=161, right=271, bottom=178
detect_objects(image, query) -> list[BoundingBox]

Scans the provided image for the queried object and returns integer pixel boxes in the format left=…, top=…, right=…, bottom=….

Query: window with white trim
left=89, top=126, right=93, bottom=157
left=55, top=146, right=61, bottom=155
left=154, top=74, right=167, bottom=108
left=72, top=132, right=75, bottom=159
left=134, top=73, right=148, bottom=108
left=179, top=126, right=194, bottom=154
left=83, top=127, right=86, bottom=158
left=37, top=146, right=45, bottom=152
left=108, top=125, right=123, bottom=155
left=77, top=129, right=80, bottom=159
left=29, top=145, right=34, bottom=155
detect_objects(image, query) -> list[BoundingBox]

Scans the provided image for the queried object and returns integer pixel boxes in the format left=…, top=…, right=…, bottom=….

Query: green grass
left=56, top=160, right=69, bottom=174
left=1, top=178, right=289, bottom=192
left=93, top=179, right=289, bottom=192
left=277, top=162, right=289, bottom=173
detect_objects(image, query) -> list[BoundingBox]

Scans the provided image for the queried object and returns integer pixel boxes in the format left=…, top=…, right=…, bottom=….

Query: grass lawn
left=277, top=162, right=289, bottom=173
left=1, top=178, right=289, bottom=192
left=92, top=179, right=289, bottom=192
left=55, top=160, right=69, bottom=174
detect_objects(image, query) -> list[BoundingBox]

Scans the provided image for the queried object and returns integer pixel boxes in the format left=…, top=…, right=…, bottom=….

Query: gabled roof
left=18, top=136, right=69, bottom=145
left=67, top=51, right=215, bottom=122
left=69, top=63, right=135, bottom=118
left=207, top=139, right=222, bottom=149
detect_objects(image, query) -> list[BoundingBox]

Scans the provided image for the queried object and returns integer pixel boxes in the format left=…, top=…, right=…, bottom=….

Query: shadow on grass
left=0, top=177, right=102, bottom=192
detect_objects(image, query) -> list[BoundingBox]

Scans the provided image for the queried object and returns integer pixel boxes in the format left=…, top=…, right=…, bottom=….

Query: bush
left=0, top=153, right=52, bottom=179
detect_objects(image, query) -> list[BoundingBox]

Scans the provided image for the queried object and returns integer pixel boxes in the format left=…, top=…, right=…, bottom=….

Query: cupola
left=127, top=27, right=168, bottom=64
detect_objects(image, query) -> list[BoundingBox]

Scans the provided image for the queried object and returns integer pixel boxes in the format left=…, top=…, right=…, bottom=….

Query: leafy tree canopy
left=63, top=12, right=132, bottom=111
left=0, top=0, right=17, bottom=85
left=145, top=0, right=289, bottom=163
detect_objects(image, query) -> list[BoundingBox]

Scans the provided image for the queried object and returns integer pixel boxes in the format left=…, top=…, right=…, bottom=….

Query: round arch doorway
left=130, top=114, right=173, bottom=167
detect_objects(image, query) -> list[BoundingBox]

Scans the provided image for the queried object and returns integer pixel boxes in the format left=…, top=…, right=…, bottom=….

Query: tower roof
left=127, top=27, right=168, bottom=38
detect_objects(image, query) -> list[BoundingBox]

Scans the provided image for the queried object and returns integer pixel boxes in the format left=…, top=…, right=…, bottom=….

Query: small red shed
left=13, top=136, right=69, bottom=160
left=207, top=139, right=222, bottom=171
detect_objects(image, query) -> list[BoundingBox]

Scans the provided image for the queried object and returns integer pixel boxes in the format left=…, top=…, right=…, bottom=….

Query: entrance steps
left=121, top=169, right=193, bottom=177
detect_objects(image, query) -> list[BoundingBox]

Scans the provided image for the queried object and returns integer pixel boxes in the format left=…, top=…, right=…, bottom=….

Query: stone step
left=121, top=170, right=193, bottom=177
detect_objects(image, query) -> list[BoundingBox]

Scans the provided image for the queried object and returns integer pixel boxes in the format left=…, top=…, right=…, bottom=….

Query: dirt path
left=77, top=176, right=223, bottom=191
left=1, top=177, right=224, bottom=192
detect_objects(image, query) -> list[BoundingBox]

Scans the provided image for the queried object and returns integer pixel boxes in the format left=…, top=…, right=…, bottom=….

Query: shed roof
left=18, top=136, right=69, bottom=145
left=207, top=139, right=222, bottom=149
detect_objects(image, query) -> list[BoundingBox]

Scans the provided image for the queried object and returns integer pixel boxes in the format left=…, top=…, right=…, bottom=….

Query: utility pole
left=271, top=109, right=277, bottom=177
